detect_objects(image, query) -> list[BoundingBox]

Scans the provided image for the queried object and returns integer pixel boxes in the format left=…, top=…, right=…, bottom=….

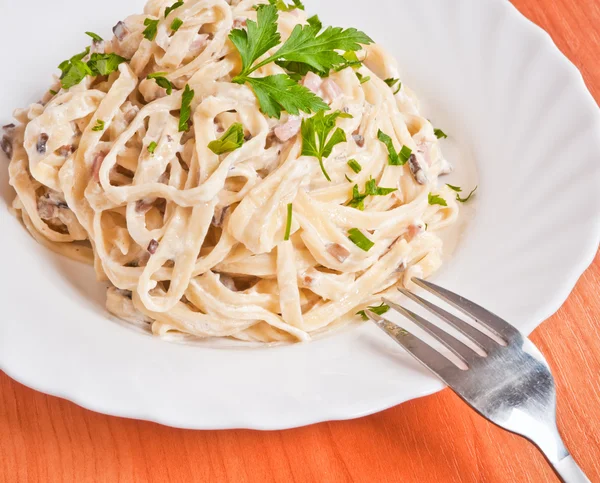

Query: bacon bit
left=233, top=17, right=247, bottom=29
left=408, top=153, right=428, bottom=185
left=274, top=117, right=301, bottom=142
left=58, top=145, right=74, bottom=157
left=303, top=72, right=322, bottom=94
left=327, top=243, right=351, bottom=263
left=112, top=21, right=129, bottom=41
left=407, top=223, right=425, bottom=241
left=147, top=239, right=159, bottom=255
left=1, top=136, right=12, bottom=160
left=135, top=199, right=155, bottom=214
left=36, top=133, right=49, bottom=154
left=352, top=132, right=365, bottom=148
left=321, top=79, right=343, bottom=103
left=302, top=275, right=314, bottom=287
left=91, top=151, right=107, bottom=181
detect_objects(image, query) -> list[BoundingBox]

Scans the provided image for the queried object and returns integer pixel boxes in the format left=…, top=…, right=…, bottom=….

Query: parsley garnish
left=208, top=123, right=245, bottom=155
left=268, top=0, right=304, bottom=11
left=447, top=184, right=478, bottom=203
left=357, top=303, right=390, bottom=321
left=284, top=203, right=293, bottom=241
left=88, top=53, right=127, bottom=76
left=301, top=110, right=351, bottom=181
left=49, top=89, right=58, bottom=96
left=147, top=72, right=174, bottom=95
left=85, top=31, right=103, bottom=42
left=356, top=72, right=370, bottom=84
left=434, top=128, right=448, bottom=139
left=307, top=15, right=322, bottom=30
left=384, top=78, right=402, bottom=94
left=179, top=84, right=195, bottom=132
left=347, top=159, right=362, bottom=174
left=58, top=47, right=92, bottom=89
left=428, top=193, right=447, bottom=207
left=377, top=130, right=412, bottom=166
left=348, top=178, right=397, bottom=210
left=333, top=51, right=362, bottom=73
left=347, top=228, right=374, bottom=252
left=92, top=119, right=105, bottom=132
left=143, top=18, right=159, bottom=41
left=345, top=174, right=353, bottom=183
left=148, top=141, right=158, bottom=154
left=230, top=5, right=372, bottom=118
left=171, top=18, right=184, bottom=32
left=165, top=1, right=184, bottom=17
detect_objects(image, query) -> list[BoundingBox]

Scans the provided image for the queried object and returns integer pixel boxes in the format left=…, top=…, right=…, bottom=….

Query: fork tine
left=366, top=310, right=461, bottom=381
left=412, top=278, right=522, bottom=343
left=382, top=297, right=479, bottom=365
left=397, top=288, right=499, bottom=352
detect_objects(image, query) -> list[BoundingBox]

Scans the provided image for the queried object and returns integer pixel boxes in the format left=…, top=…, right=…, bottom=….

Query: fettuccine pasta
left=3, top=0, right=460, bottom=343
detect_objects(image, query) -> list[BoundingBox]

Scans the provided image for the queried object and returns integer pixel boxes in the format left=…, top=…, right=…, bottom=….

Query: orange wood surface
left=2, top=1, right=600, bottom=482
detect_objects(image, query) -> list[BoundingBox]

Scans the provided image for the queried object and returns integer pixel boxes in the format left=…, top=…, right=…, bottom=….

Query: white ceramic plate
left=1, top=0, right=599, bottom=430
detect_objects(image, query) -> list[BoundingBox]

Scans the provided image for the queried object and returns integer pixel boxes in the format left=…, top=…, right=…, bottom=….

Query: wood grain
left=1, top=1, right=600, bottom=481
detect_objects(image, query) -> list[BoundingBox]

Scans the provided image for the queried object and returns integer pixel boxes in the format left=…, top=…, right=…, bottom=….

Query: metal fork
left=366, top=278, right=591, bottom=483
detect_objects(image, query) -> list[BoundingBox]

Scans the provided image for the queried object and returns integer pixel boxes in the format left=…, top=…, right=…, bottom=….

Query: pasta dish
left=2, top=0, right=470, bottom=343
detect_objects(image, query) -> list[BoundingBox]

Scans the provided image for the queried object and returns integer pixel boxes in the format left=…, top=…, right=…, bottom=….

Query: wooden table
left=2, top=1, right=600, bottom=481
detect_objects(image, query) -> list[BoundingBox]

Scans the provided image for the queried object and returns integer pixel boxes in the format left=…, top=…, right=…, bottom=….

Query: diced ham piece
left=321, top=79, right=343, bottom=103
left=303, top=72, right=322, bottom=94
left=327, top=243, right=351, bottom=263
left=407, top=223, right=425, bottom=241
left=91, top=151, right=107, bottom=182
left=274, top=117, right=301, bottom=142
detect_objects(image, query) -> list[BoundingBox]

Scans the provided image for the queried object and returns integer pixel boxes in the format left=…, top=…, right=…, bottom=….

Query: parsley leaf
left=245, top=75, right=328, bottom=119
left=165, top=0, right=184, bottom=17
left=446, top=184, right=462, bottom=193
left=85, top=31, right=103, bottom=42
left=208, top=123, right=245, bottom=155
left=284, top=203, right=293, bottom=241
left=356, top=72, right=370, bottom=84
left=91, top=119, right=105, bottom=132
left=347, top=228, right=374, bottom=252
left=307, top=15, right=322, bottom=30
left=268, top=0, right=304, bottom=11
left=171, top=17, right=184, bottom=31
left=49, top=89, right=58, bottom=96
left=357, top=303, right=390, bottom=321
left=347, top=159, right=362, bottom=174
left=230, top=5, right=281, bottom=78
left=148, top=141, right=158, bottom=154
left=334, top=51, right=362, bottom=72
left=143, top=18, right=159, bottom=41
left=301, top=111, right=350, bottom=181
left=377, top=130, right=411, bottom=166
left=457, top=186, right=478, bottom=203
left=147, top=72, right=174, bottom=95
left=58, top=47, right=91, bottom=89
left=428, top=193, right=447, bottom=207
left=348, top=177, right=397, bottom=210
left=88, top=53, right=127, bottom=76
left=179, top=84, right=195, bottom=132
left=434, top=128, right=448, bottom=139
left=384, top=78, right=402, bottom=94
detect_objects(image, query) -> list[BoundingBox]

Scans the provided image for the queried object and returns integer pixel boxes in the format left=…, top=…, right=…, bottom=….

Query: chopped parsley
left=147, top=72, right=174, bottom=95
left=143, top=18, right=160, bottom=41
left=356, top=72, right=370, bottom=84
left=377, top=129, right=411, bottom=166
left=428, top=193, right=447, bottom=207
left=208, top=123, right=245, bottom=155
left=384, top=78, right=402, bottom=94
left=148, top=141, right=158, bottom=154
left=165, top=0, right=184, bottom=17
left=49, top=89, right=58, bottom=96
left=345, top=174, right=353, bottom=183
left=178, top=84, right=195, bottom=132
left=91, top=119, right=105, bottom=132
left=347, top=228, right=375, bottom=252
left=301, top=110, right=351, bottom=181
left=434, top=128, right=448, bottom=139
left=85, top=31, right=103, bottom=42
left=447, top=184, right=478, bottom=203
left=347, top=159, right=362, bottom=174
left=268, top=0, right=305, bottom=11
left=284, top=203, right=293, bottom=241
left=171, top=18, right=184, bottom=32
left=58, top=43, right=127, bottom=89
left=357, top=303, right=390, bottom=321
left=348, top=177, right=397, bottom=210
left=87, top=53, right=127, bottom=76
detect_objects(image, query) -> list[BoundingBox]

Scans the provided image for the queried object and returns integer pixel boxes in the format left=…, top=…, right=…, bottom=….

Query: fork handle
left=553, top=455, right=590, bottom=483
